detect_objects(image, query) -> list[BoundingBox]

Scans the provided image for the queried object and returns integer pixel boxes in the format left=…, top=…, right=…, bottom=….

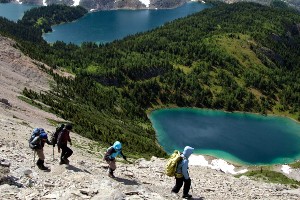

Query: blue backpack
left=28, top=128, right=45, bottom=148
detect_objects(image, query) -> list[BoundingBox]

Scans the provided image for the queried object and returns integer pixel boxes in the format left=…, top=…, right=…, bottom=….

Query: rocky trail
left=1, top=35, right=300, bottom=199
left=1, top=114, right=300, bottom=200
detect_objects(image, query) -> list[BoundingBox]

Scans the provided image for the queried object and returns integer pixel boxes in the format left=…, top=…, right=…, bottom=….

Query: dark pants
left=172, top=177, right=191, bottom=195
left=60, top=144, right=73, bottom=160
left=36, top=159, right=44, bottom=166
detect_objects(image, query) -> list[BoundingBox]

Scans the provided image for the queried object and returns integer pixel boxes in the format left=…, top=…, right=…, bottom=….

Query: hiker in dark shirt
left=30, top=130, right=52, bottom=170
left=103, top=141, right=127, bottom=178
left=172, top=146, right=194, bottom=199
left=57, top=124, right=73, bottom=165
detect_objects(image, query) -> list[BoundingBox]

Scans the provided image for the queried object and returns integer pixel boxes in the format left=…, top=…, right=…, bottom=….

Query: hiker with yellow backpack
left=167, top=146, right=194, bottom=199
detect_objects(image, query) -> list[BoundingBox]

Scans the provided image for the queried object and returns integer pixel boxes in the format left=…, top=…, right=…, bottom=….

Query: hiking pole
left=33, top=150, right=36, bottom=168
left=52, top=146, right=55, bottom=161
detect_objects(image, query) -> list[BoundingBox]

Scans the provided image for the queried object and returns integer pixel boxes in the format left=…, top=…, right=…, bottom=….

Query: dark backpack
left=50, top=124, right=65, bottom=147
left=28, top=128, right=43, bottom=149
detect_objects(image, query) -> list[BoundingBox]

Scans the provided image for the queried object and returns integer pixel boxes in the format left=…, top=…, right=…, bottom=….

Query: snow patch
left=139, top=0, right=150, bottom=8
left=191, top=0, right=205, bottom=2
left=281, top=165, right=292, bottom=174
left=72, top=0, right=80, bottom=6
left=189, top=155, right=248, bottom=174
left=43, top=0, right=47, bottom=6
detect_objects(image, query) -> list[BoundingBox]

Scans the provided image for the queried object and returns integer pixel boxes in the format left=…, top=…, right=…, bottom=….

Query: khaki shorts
left=35, top=148, right=45, bottom=160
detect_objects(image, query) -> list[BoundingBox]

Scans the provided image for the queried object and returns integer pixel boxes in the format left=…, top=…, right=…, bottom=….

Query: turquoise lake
left=43, top=2, right=210, bottom=44
left=0, top=3, right=38, bottom=22
left=0, top=2, right=209, bottom=44
left=149, top=108, right=300, bottom=165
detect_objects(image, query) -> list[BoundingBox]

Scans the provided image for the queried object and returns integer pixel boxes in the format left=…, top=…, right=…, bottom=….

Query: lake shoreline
left=147, top=105, right=300, bottom=125
left=41, top=2, right=210, bottom=44
left=146, top=105, right=299, bottom=167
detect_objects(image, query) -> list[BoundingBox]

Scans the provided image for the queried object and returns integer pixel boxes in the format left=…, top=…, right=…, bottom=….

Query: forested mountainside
left=0, top=2, right=300, bottom=158
left=19, top=5, right=87, bottom=33
left=214, top=0, right=300, bottom=11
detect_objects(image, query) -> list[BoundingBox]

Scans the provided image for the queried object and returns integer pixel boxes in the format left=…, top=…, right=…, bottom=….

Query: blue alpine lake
left=149, top=108, right=300, bottom=165
left=43, top=2, right=210, bottom=44
left=0, top=3, right=38, bottom=22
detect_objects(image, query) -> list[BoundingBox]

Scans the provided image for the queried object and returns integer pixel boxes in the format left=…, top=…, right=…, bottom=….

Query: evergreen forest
left=0, top=2, right=300, bottom=158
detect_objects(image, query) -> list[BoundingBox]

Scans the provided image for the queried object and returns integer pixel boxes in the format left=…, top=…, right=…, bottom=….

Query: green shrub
left=236, top=169, right=300, bottom=187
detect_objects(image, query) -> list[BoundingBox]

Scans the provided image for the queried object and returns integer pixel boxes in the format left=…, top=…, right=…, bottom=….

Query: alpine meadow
left=0, top=1, right=300, bottom=159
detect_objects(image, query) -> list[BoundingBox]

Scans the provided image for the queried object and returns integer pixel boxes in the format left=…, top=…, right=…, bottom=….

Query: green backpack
left=165, top=150, right=183, bottom=177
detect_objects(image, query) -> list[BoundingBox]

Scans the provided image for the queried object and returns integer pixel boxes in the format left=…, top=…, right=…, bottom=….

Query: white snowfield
left=139, top=0, right=150, bottom=7
left=189, top=154, right=248, bottom=174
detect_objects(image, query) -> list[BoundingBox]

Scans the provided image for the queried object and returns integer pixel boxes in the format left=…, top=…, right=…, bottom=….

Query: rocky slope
left=16, top=0, right=189, bottom=11
left=8, top=0, right=300, bottom=12
left=1, top=35, right=300, bottom=199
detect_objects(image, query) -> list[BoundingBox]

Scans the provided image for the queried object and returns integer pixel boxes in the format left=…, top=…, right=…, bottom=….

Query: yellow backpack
left=165, top=150, right=183, bottom=177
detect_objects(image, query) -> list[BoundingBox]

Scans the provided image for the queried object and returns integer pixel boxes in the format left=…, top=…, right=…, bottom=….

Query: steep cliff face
left=15, top=0, right=188, bottom=11
left=6, top=0, right=300, bottom=11
left=79, top=0, right=145, bottom=11
left=20, top=0, right=44, bottom=5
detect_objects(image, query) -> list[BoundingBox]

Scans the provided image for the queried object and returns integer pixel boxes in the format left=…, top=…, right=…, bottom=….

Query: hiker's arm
left=120, top=151, right=127, bottom=160
left=68, top=137, right=72, bottom=146
left=46, top=139, right=52, bottom=145
left=57, top=131, right=63, bottom=153
left=57, top=131, right=63, bottom=149
left=181, top=161, right=190, bottom=180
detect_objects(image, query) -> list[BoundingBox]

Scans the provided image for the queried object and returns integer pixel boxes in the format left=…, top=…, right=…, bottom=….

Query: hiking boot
left=62, top=157, right=70, bottom=164
left=59, top=159, right=68, bottom=165
left=182, top=194, right=192, bottom=199
left=107, top=169, right=115, bottom=178
left=108, top=172, right=115, bottom=178
left=37, top=164, right=49, bottom=170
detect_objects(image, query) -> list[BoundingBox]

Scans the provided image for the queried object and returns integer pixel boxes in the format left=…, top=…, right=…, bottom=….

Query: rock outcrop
left=17, top=0, right=189, bottom=11
left=6, top=0, right=300, bottom=11
left=0, top=159, right=10, bottom=185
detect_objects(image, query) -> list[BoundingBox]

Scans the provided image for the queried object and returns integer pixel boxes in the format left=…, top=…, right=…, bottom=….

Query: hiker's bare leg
left=106, top=160, right=116, bottom=177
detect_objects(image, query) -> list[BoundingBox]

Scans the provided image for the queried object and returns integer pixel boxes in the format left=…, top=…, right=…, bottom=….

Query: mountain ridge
left=2, top=0, right=300, bottom=12
left=6, top=0, right=191, bottom=11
